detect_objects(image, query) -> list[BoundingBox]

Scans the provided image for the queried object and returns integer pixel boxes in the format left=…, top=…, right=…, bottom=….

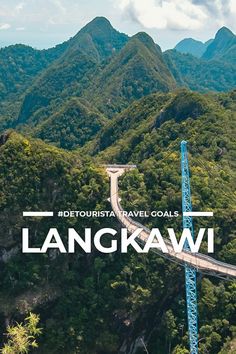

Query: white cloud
left=117, top=0, right=236, bottom=31
left=229, top=0, right=236, bottom=13
left=15, top=2, right=25, bottom=12
left=51, top=0, right=66, bottom=15
left=0, top=0, right=235, bottom=49
left=0, top=23, right=11, bottom=30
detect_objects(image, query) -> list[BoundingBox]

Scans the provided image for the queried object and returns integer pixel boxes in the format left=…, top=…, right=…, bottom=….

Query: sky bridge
left=105, top=155, right=236, bottom=354
left=105, top=165, right=236, bottom=280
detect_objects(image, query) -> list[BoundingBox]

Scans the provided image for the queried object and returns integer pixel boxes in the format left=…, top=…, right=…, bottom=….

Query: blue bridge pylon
left=181, top=141, right=198, bottom=354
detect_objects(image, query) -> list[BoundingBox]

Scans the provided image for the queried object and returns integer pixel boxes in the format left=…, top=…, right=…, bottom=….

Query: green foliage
left=175, top=37, right=211, bottom=58
left=0, top=91, right=235, bottom=353
left=163, top=310, right=178, bottom=353
left=5, top=90, right=235, bottom=354
left=218, top=337, right=236, bottom=354
left=157, top=90, right=210, bottom=125
left=1, top=18, right=234, bottom=144
left=1, top=313, right=41, bottom=354
left=0, top=17, right=235, bottom=354
left=164, top=50, right=236, bottom=92
left=202, top=27, right=236, bottom=62
left=34, top=98, right=107, bottom=149
left=17, top=17, right=128, bottom=125
left=0, top=40, right=72, bottom=131
left=84, top=89, right=236, bottom=353
left=172, top=345, right=189, bottom=354
left=82, top=32, right=176, bottom=117
left=0, top=45, right=59, bottom=101
left=84, top=92, right=172, bottom=155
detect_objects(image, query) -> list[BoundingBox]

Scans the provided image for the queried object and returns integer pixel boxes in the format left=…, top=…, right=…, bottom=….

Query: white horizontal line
left=183, top=212, right=213, bottom=217
left=23, top=211, right=54, bottom=217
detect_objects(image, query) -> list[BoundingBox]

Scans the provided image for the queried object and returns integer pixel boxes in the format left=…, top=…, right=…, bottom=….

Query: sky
left=0, top=0, right=235, bottom=50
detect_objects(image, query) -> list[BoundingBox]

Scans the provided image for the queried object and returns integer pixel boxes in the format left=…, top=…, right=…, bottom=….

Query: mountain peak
left=80, top=16, right=113, bottom=33
left=175, top=38, right=207, bottom=58
left=134, top=31, right=157, bottom=45
left=83, top=16, right=113, bottom=29
left=91, top=16, right=111, bottom=23
left=133, top=32, right=154, bottom=42
left=216, top=26, right=235, bottom=39
left=66, top=16, right=128, bottom=61
left=130, top=32, right=162, bottom=54
left=202, top=26, right=236, bottom=60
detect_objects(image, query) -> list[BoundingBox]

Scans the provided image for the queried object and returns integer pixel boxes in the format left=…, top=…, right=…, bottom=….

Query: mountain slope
left=0, top=42, right=73, bottom=133
left=164, top=49, right=236, bottom=92
left=81, top=90, right=236, bottom=353
left=85, top=90, right=236, bottom=235
left=83, top=32, right=176, bottom=117
left=0, top=36, right=73, bottom=102
left=69, top=16, right=128, bottom=60
left=17, top=49, right=98, bottom=126
left=83, top=92, right=172, bottom=156
left=0, top=45, right=53, bottom=101
left=17, top=17, right=128, bottom=125
left=85, top=90, right=216, bottom=160
left=202, top=27, right=236, bottom=62
left=1, top=93, right=236, bottom=353
left=34, top=97, right=107, bottom=149
left=12, top=22, right=236, bottom=131
left=175, top=38, right=212, bottom=58
left=0, top=18, right=236, bottom=354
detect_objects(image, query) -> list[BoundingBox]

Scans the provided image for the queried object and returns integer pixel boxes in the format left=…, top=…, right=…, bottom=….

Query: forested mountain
left=0, top=90, right=236, bottom=354
left=0, top=16, right=235, bottom=354
left=171, top=27, right=236, bottom=91
left=16, top=28, right=174, bottom=126
left=0, top=42, right=69, bottom=101
left=0, top=19, right=234, bottom=138
left=175, top=26, right=236, bottom=62
left=0, top=28, right=89, bottom=104
left=164, top=50, right=236, bottom=92
left=0, top=30, right=77, bottom=131
left=82, top=32, right=176, bottom=117
left=17, top=17, right=128, bottom=125
left=83, top=93, right=172, bottom=155
left=69, top=16, right=129, bottom=60
left=175, top=38, right=212, bottom=58
left=85, top=90, right=236, bottom=173
left=34, top=97, right=107, bottom=149
left=202, top=27, right=236, bottom=62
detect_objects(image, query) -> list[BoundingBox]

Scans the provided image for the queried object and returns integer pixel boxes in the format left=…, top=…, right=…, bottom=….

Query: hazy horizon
left=0, top=16, right=235, bottom=52
left=0, top=0, right=235, bottom=50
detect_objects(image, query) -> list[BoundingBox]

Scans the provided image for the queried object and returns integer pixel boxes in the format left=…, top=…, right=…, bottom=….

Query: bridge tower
left=181, top=141, right=198, bottom=354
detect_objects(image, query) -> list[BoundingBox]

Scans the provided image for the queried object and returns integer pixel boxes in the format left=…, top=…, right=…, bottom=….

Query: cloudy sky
left=0, top=0, right=235, bottom=50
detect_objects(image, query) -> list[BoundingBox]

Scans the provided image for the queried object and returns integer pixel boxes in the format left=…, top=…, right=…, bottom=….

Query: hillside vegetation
left=0, top=16, right=235, bottom=354
left=34, top=98, right=107, bottom=149
left=0, top=18, right=235, bottom=142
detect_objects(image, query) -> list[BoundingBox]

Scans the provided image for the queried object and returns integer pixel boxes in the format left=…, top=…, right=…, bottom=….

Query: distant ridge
left=202, top=26, right=236, bottom=61
left=175, top=38, right=213, bottom=58
left=82, top=31, right=176, bottom=116
left=0, top=17, right=235, bottom=135
left=17, top=16, right=129, bottom=125
left=68, top=16, right=129, bottom=60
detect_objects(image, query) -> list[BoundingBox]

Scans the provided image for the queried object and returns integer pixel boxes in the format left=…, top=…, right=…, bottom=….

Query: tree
left=173, top=345, right=189, bottom=354
left=163, top=310, right=178, bottom=354
left=1, top=313, right=42, bottom=354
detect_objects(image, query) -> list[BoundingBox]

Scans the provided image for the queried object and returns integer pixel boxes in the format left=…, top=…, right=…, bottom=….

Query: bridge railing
left=112, top=177, right=236, bottom=273
left=103, top=164, right=137, bottom=169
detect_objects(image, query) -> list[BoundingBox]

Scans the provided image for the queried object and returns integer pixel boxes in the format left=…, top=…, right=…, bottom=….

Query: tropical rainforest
left=0, top=16, right=235, bottom=354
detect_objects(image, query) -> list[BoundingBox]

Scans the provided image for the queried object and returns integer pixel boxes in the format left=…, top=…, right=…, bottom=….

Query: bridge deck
left=105, top=166, right=236, bottom=279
